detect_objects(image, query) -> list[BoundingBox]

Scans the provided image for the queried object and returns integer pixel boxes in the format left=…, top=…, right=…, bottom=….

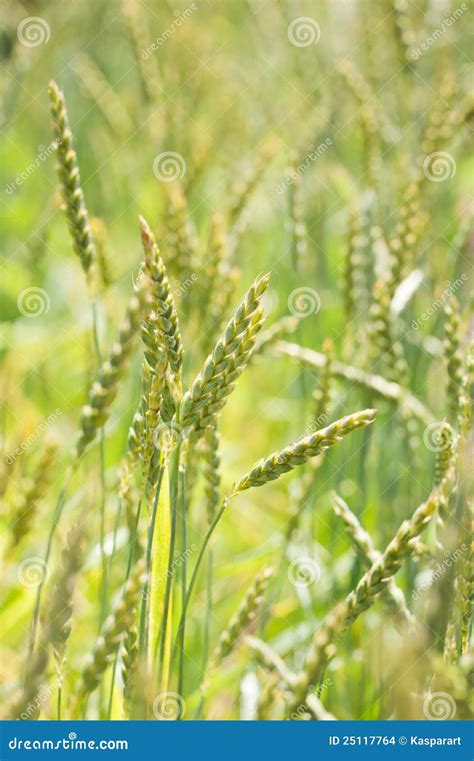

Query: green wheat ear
left=10, top=443, right=57, bottom=548
left=288, top=474, right=452, bottom=716
left=230, top=409, right=376, bottom=494
left=75, top=278, right=150, bottom=458
left=48, top=80, right=96, bottom=279
left=180, top=272, right=270, bottom=433
left=73, top=559, right=147, bottom=712
left=6, top=520, right=84, bottom=720
left=139, top=216, right=184, bottom=384
left=211, top=567, right=273, bottom=667
left=202, top=568, right=273, bottom=696
left=331, top=492, right=414, bottom=629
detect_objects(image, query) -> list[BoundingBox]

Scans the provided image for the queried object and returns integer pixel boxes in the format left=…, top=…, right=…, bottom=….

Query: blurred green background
left=1, top=0, right=472, bottom=720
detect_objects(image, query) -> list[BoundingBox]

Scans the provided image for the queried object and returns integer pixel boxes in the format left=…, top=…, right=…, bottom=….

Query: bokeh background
left=1, top=0, right=472, bottom=720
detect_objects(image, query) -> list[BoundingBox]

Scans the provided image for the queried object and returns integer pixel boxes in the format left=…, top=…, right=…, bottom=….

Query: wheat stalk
left=275, top=341, right=433, bottom=425
left=6, top=521, right=84, bottom=720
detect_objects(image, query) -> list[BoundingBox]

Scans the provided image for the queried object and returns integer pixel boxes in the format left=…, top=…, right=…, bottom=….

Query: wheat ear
left=121, top=623, right=139, bottom=717
left=230, top=409, right=376, bottom=494
left=75, top=280, right=149, bottom=458
left=10, top=443, right=57, bottom=547
left=444, top=298, right=465, bottom=427
left=389, top=0, right=415, bottom=64
left=455, top=501, right=473, bottom=656
left=75, top=55, right=132, bottom=139
left=331, top=493, right=414, bottom=629
left=228, top=137, right=278, bottom=227
left=288, top=479, right=449, bottom=715
left=180, top=273, right=270, bottom=433
left=6, top=522, right=84, bottom=719
left=343, top=201, right=366, bottom=324
left=203, top=423, right=221, bottom=524
left=73, top=559, right=146, bottom=710
left=48, top=80, right=96, bottom=278
left=139, top=216, right=184, bottom=384
left=211, top=568, right=273, bottom=668
left=163, top=180, right=198, bottom=281
left=174, top=409, right=376, bottom=663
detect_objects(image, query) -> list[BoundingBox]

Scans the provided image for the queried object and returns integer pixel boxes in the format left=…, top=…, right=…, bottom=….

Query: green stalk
left=177, top=448, right=188, bottom=699
left=172, top=500, right=228, bottom=666
left=28, top=465, right=76, bottom=655
left=90, top=299, right=109, bottom=632
left=138, top=465, right=165, bottom=658
left=106, top=486, right=146, bottom=720
left=158, top=442, right=181, bottom=686
left=196, top=548, right=213, bottom=719
left=203, top=551, right=213, bottom=668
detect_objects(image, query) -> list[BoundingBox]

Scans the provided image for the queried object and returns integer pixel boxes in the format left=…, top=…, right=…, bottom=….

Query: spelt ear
left=74, top=559, right=147, bottom=710
left=180, top=273, right=270, bottom=433
left=5, top=520, right=85, bottom=719
left=331, top=492, right=414, bottom=629
left=288, top=475, right=452, bottom=715
left=211, top=567, right=272, bottom=668
left=139, top=216, right=184, bottom=381
left=10, top=443, right=58, bottom=548
left=75, top=278, right=150, bottom=458
left=230, top=409, right=376, bottom=495
left=48, top=80, right=96, bottom=278
left=443, top=297, right=465, bottom=427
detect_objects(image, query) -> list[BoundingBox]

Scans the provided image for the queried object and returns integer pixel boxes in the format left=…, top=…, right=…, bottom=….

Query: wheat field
left=0, top=0, right=472, bottom=722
